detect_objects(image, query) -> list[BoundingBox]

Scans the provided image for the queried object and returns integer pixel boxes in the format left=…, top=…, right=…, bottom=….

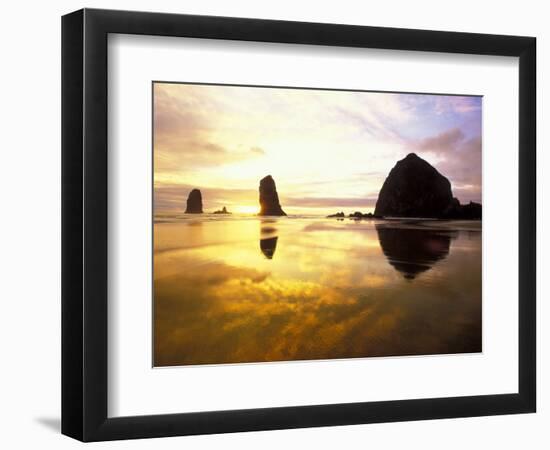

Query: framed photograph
left=61, top=8, right=536, bottom=441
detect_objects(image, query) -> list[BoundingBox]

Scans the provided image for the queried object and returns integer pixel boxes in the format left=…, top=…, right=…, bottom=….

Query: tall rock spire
left=258, top=175, right=286, bottom=216
left=185, top=189, right=203, bottom=214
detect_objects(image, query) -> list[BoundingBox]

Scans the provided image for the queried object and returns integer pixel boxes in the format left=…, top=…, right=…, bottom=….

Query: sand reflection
left=375, top=223, right=456, bottom=279
left=154, top=217, right=481, bottom=366
left=260, top=220, right=279, bottom=259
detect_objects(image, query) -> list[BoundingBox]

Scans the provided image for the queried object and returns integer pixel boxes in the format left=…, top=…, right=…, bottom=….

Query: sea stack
left=185, top=189, right=203, bottom=214
left=374, top=153, right=455, bottom=218
left=213, top=206, right=231, bottom=214
left=259, top=175, right=286, bottom=216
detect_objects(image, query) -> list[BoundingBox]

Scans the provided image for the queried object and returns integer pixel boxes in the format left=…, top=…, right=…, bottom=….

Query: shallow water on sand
left=154, top=215, right=482, bottom=366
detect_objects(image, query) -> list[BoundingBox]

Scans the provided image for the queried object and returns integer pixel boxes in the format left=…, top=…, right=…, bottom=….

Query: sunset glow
left=234, top=205, right=260, bottom=215
left=153, top=83, right=483, bottom=366
left=153, top=83, right=482, bottom=216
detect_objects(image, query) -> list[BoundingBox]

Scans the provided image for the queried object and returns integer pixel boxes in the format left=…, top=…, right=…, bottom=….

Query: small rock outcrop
left=374, top=153, right=454, bottom=218
left=444, top=201, right=482, bottom=220
left=185, top=189, right=203, bottom=214
left=213, top=206, right=231, bottom=214
left=258, top=175, right=286, bottom=216
left=327, top=212, right=345, bottom=218
left=349, top=211, right=376, bottom=219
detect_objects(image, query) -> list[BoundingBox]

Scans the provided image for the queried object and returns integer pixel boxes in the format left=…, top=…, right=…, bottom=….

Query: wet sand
left=154, top=216, right=481, bottom=366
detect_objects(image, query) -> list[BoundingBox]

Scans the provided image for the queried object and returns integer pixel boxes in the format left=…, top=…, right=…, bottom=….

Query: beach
left=153, top=215, right=482, bottom=366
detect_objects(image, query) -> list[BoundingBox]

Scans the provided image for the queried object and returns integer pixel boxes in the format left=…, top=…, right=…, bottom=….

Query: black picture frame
left=62, top=8, right=536, bottom=442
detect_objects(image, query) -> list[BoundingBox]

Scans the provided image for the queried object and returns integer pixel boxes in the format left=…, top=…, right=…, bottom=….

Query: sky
left=153, top=82, right=482, bottom=215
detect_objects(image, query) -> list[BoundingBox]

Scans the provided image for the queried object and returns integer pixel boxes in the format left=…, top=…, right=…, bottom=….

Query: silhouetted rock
left=185, top=189, right=203, bottom=214
left=375, top=153, right=454, bottom=218
left=461, top=201, right=482, bottom=219
left=375, top=224, right=454, bottom=279
left=349, top=211, right=375, bottom=219
left=327, top=212, right=345, bottom=218
left=374, top=153, right=482, bottom=219
left=259, top=175, right=286, bottom=216
left=443, top=201, right=482, bottom=220
left=213, top=206, right=231, bottom=214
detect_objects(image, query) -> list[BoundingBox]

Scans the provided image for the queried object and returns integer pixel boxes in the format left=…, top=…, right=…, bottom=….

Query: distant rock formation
left=444, top=201, right=482, bottom=220
left=374, top=153, right=481, bottom=219
left=349, top=211, right=376, bottom=219
left=213, top=206, right=231, bottom=214
left=327, top=211, right=379, bottom=219
left=259, top=175, right=286, bottom=216
left=185, top=189, right=203, bottom=214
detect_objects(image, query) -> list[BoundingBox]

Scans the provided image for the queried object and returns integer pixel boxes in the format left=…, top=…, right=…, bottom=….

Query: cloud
left=154, top=84, right=266, bottom=173
left=414, top=127, right=465, bottom=152
left=331, top=92, right=412, bottom=142
left=400, top=95, right=481, bottom=117
left=435, top=96, right=482, bottom=115
left=153, top=83, right=482, bottom=211
left=408, top=127, right=481, bottom=203
left=282, top=196, right=378, bottom=208
left=437, top=135, right=482, bottom=198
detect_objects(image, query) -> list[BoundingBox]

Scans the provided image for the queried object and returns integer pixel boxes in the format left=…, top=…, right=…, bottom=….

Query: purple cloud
left=409, top=127, right=481, bottom=203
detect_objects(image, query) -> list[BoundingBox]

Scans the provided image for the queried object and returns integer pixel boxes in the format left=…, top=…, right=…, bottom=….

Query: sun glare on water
left=234, top=205, right=260, bottom=215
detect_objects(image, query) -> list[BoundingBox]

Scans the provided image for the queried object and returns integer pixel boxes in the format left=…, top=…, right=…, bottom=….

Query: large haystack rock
left=374, top=153, right=454, bottom=218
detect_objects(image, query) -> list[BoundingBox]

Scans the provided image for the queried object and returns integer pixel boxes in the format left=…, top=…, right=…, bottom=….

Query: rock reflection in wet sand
left=154, top=217, right=481, bottom=366
left=375, top=223, right=456, bottom=280
left=260, top=237, right=278, bottom=259
left=260, top=220, right=278, bottom=259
